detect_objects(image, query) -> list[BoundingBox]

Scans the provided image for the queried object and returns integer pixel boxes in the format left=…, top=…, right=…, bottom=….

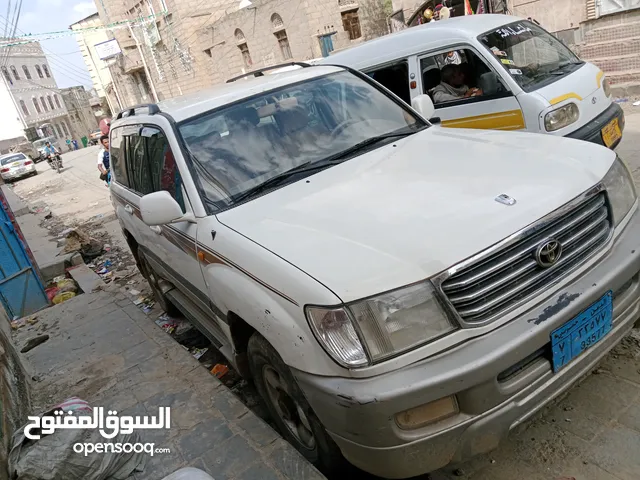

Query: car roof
left=148, top=65, right=344, bottom=123
left=320, top=14, right=525, bottom=71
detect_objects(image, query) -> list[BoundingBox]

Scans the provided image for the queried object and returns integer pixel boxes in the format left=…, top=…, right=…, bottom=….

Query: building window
left=54, top=124, right=62, bottom=138
left=234, top=29, right=252, bottom=69
left=271, top=13, right=284, bottom=30
left=10, top=66, right=20, bottom=80
left=42, top=65, right=51, bottom=78
left=54, top=94, right=61, bottom=109
left=41, top=96, right=49, bottom=112
left=47, top=95, right=55, bottom=110
left=35, top=65, right=43, bottom=78
left=22, top=65, right=32, bottom=80
left=341, top=10, right=362, bottom=40
left=33, top=98, right=41, bottom=114
left=61, top=122, right=69, bottom=137
left=1, top=66, right=10, bottom=83
left=275, top=31, right=292, bottom=60
left=19, top=100, right=29, bottom=116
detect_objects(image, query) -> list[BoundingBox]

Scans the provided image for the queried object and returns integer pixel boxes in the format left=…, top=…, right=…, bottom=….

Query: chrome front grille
left=440, top=192, right=612, bottom=324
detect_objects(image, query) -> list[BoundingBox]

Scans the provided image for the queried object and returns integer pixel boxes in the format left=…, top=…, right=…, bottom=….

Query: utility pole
left=127, top=23, right=159, bottom=103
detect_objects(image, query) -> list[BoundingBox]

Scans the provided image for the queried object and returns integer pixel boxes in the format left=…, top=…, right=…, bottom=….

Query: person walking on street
left=97, top=135, right=110, bottom=185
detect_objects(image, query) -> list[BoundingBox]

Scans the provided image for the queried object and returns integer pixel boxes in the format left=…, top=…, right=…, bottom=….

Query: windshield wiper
left=233, top=131, right=416, bottom=204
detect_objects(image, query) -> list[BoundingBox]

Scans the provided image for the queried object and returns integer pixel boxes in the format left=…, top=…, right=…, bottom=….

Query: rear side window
left=366, top=60, right=410, bottom=105
left=113, top=125, right=185, bottom=213
left=110, top=127, right=129, bottom=188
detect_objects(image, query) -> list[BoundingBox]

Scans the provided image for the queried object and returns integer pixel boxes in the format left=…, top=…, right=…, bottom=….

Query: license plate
left=551, top=291, right=613, bottom=372
left=601, top=118, right=622, bottom=148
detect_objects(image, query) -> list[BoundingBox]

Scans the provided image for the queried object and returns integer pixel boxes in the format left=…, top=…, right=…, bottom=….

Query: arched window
left=10, top=66, right=20, bottom=80
left=61, top=122, right=69, bottom=136
left=22, top=65, right=32, bottom=80
left=271, top=13, right=284, bottom=30
left=40, top=96, right=48, bottom=112
left=35, top=65, right=43, bottom=78
left=54, top=94, right=61, bottom=109
left=47, top=95, right=55, bottom=110
left=19, top=100, right=29, bottom=116
left=42, top=65, right=50, bottom=78
left=271, top=14, right=292, bottom=60
left=1, top=66, right=10, bottom=83
left=54, top=124, right=62, bottom=138
left=32, top=98, right=41, bottom=114
left=234, top=29, right=252, bottom=68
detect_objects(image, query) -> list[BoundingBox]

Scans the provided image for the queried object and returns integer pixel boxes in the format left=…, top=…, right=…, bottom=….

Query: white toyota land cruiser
left=109, top=64, right=640, bottom=479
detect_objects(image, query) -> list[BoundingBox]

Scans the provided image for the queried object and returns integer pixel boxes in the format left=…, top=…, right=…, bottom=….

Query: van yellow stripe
left=549, top=93, right=583, bottom=105
left=441, top=110, right=525, bottom=131
left=596, top=70, right=605, bottom=89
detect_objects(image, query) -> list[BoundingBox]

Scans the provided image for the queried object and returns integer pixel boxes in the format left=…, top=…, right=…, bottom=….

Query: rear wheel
left=137, top=247, right=178, bottom=315
left=247, top=333, right=344, bottom=474
left=55, top=157, right=61, bottom=174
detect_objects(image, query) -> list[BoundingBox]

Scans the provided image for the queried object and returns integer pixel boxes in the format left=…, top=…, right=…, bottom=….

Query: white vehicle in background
left=110, top=64, right=640, bottom=479
left=0, top=153, right=37, bottom=183
left=320, top=15, right=624, bottom=150
left=33, top=136, right=61, bottom=162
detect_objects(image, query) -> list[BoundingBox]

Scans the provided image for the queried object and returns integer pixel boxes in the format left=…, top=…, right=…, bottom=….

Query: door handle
left=150, top=226, right=162, bottom=235
left=124, top=204, right=133, bottom=214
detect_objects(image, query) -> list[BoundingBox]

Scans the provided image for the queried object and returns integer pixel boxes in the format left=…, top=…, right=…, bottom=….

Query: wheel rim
left=262, top=365, right=316, bottom=450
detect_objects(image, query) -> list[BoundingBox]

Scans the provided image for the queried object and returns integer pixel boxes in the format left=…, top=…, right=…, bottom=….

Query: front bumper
left=294, top=206, right=640, bottom=479
left=566, top=102, right=625, bottom=149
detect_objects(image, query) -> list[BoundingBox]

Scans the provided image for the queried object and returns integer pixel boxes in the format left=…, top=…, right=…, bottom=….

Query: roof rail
left=115, top=104, right=160, bottom=120
left=226, top=62, right=311, bottom=83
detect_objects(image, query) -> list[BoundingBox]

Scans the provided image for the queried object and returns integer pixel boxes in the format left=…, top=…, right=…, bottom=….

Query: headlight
left=602, top=156, right=637, bottom=226
left=545, top=103, right=579, bottom=132
left=306, top=282, right=456, bottom=367
left=603, top=77, right=611, bottom=97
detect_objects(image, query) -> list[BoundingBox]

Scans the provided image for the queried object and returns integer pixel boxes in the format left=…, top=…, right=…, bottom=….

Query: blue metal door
left=319, top=34, right=335, bottom=57
left=0, top=190, right=49, bottom=319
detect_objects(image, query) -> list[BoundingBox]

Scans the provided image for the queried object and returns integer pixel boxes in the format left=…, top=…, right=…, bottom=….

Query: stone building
left=0, top=42, right=75, bottom=142
left=59, top=86, right=100, bottom=146
left=70, top=12, right=122, bottom=115
left=92, top=0, right=389, bottom=106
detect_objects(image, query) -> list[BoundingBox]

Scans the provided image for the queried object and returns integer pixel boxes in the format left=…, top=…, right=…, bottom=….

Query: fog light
left=395, top=396, right=459, bottom=430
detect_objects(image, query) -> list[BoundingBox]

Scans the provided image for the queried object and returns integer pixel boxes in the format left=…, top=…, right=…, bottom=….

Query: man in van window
left=432, top=64, right=482, bottom=104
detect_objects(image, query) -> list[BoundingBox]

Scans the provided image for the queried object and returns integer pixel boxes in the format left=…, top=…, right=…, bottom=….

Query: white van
left=321, top=14, right=625, bottom=149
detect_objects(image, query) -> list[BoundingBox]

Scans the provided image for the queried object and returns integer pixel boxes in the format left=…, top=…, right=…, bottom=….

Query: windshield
left=33, top=138, right=54, bottom=150
left=179, top=71, right=426, bottom=210
left=1, top=154, right=26, bottom=166
left=478, top=21, right=583, bottom=92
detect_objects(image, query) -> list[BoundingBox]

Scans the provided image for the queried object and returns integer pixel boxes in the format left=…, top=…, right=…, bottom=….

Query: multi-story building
left=0, top=42, right=75, bottom=142
left=60, top=86, right=100, bottom=146
left=92, top=0, right=389, bottom=106
left=70, top=12, right=122, bottom=115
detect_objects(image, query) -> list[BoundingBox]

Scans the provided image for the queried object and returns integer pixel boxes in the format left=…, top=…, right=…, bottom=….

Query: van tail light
left=0, top=168, right=9, bottom=173
left=24, top=161, right=33, bottom=165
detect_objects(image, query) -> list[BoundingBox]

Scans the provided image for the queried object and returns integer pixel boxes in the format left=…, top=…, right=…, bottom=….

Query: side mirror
left=140, top=191, right=195, bottom=226
left=479, top=72, right=499, bottom=96
left=411, top=94, right=435, bottom=121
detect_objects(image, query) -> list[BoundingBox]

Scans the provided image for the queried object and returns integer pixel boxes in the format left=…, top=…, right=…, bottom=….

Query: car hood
left=217, top=127, right=615, bottom=303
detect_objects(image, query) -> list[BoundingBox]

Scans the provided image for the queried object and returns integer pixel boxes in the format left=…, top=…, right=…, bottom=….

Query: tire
left=56, top=158, right=61, bottom=174
left=248, top=333, right=344, bottom=474
left=137, top=247, right=178, bottom=315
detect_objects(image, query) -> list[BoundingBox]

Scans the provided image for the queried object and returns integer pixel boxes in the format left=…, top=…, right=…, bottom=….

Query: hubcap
left=262, top=365, right=316, bottom=450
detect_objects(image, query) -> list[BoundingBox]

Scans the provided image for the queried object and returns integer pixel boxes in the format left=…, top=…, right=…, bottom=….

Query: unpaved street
left=8, top=113, right=640, bottom=480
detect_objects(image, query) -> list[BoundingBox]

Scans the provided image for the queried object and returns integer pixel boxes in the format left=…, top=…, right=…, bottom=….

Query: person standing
left=97, top=135, right=110, bottom=184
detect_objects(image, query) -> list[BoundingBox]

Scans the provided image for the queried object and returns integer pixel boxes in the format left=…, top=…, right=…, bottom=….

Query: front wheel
left=56, top=159, right=61, bottom=174
left=247, top=333, right=344, bottom=474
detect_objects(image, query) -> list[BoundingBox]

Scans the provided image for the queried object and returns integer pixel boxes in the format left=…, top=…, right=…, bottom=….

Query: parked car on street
left=0, top=153, right=37, bottom=182
left=109, top=64, right=640, bottom=479
left=317, top=15, right=624, bottom=149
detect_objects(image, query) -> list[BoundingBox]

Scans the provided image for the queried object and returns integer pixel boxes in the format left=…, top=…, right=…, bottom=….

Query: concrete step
left=584, top=21, right=640, bottom=43
left=609, top=81, right=640, bottom=98
left=606, top=69, right=640, bottom=86
left=589, top=54, right=640, bottom=74
left=580, top=36, right=640, bottom=61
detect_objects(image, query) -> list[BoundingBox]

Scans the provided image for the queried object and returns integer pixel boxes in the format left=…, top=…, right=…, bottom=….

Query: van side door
left=417, top=46, right=526, bottom=131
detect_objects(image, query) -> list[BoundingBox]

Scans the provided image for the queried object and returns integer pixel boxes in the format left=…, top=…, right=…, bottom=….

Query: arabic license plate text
left=602, top=118, right=622, bottom=148
left=551, top=291, right=613, bottom=373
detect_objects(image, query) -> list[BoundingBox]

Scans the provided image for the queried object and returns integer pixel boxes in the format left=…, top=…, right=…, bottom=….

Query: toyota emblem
left=535, top=239, right=562, bottom=268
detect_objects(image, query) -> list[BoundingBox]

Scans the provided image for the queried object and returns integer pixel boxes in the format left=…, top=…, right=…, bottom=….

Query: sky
left=4, top=0, right=99, bottom=89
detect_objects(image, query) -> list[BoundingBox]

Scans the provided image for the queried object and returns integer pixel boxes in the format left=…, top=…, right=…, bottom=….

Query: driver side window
left=420, top=48, right=507, bottom=108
